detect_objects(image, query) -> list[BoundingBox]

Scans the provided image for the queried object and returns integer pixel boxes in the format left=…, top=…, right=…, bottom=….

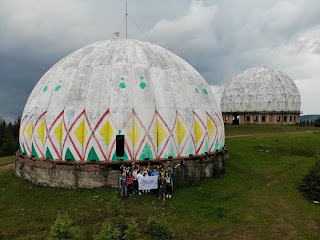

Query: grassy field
left=0, top=127, right=320, bottom=239
left=225, top=124, right=320, bottom=136
left=0, top=155, right=14, bottom=166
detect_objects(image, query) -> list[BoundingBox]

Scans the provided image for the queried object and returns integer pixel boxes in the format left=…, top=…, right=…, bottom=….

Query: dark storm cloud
left=0, top=0, right=320, bottom=120
left=0, top=49, right=62, bottom=120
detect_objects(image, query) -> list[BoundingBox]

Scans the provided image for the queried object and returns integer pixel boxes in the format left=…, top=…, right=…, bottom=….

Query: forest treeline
left=0, top=117, right=20, bottom=157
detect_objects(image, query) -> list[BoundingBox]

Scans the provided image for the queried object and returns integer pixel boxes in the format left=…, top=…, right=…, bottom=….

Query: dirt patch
left=307, top=220, right=320, bottom=232
left=267, top=179, right=280, bottom=187
left=270, top=217, right=303, bottom=240
left=0, top=163, right=14, bottom=172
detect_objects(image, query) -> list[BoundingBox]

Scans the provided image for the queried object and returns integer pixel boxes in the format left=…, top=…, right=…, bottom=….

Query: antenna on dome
left=126, top=0, right=128, bottom=39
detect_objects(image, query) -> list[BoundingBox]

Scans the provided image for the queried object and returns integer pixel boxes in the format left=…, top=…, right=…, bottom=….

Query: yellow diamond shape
left=194, top=120, right=203, bottom=144
left=176, top=119, right=186, bottom=145
left=100, top=121, right=113, bottom=146
left=74, top=120, right=88, bottom=146
left=20, top=126, right=25, bottom=137
left=26, top=121, right=33, bottom=140
left=207, top=118, right=215, bottom=140
left=54, top=122, right=63, bottom=144
left=156, top=120, right=166, bottom=147
left=37, top=120, right=46, bottom=145
left=127, top=119, right=141, bottom=147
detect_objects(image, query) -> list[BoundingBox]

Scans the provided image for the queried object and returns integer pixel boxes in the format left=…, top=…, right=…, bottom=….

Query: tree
left=299, top=160, right=320, bottom=201
left=49, top=213, right=83, bottom=240
left=0, top=116, right=20, bottom=157
left=145, top=217, right=175, bottom=240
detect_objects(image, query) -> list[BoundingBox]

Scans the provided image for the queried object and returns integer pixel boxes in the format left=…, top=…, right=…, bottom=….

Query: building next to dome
left=15, top=39, right=226, bottom=188
left=220, top=67, right=301, bottom=125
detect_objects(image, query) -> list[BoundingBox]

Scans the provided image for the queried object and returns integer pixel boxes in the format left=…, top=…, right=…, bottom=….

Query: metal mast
left=126, top=0, right=128, bottom=39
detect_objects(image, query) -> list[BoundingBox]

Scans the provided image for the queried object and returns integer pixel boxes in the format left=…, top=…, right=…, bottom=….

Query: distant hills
left=300, top=115, right=320, bottom=122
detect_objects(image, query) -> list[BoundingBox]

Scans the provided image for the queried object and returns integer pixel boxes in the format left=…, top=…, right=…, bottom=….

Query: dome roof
left=19, top=39, right=224, bottom=162
left=221, top=66, right=301, bottom=113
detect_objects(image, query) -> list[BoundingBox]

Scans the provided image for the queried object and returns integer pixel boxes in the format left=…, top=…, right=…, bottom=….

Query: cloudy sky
left=1, top=0, right=319, bottom=121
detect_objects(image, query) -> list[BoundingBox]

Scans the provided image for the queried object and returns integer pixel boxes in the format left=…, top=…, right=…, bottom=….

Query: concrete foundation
left=14, top=150, right=228, bottom=188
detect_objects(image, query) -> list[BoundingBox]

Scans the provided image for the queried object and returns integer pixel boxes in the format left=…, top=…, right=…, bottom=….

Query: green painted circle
left=119, top=82, right=126, bottom=89
left=140, top=82, right=147, bottom=89
left=121, top=77, right=124, bottom=80
left=203, top=88, right=208, bottom=95
left=195, top=88, right=199, bottom=93
left=55, top=85, right=61, bottom=92
left=43, top=86, right=48, bottom=92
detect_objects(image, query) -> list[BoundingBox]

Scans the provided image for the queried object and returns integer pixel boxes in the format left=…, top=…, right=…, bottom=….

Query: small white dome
left=221, top=66, right=301, bottom=113
left=19, top=39, right=225, bottom=162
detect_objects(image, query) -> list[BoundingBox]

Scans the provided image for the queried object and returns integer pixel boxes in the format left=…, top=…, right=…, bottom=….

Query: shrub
left=106, top=192, right=125, bottom=218
left=49, top=213, right=83, bottom=240
left=145, top=217, right=175, bottom=240
left=299, top=160, right=320, bottom=201
left=93, top=220, right=122, bottom=240
left=123, top=218, right=141, bottom=240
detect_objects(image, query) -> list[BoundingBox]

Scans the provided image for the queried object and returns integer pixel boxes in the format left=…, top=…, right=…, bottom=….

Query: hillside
left=0, top=126, right=320, bottom=239
left=300, top=114, right=320, bottom=122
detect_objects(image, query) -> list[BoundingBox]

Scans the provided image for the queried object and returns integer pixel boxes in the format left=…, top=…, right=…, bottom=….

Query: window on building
left=262, top=116, right=266, bottom=122
left=116, top=135, right=125, bottom=157
left=254, top=115, right=258, bottom=122
left=246, top=115, right=250, bottom=122
left=294, top=116, right=296, bottom=122
left=277, top=115, right=281, bottom=122
left=289, top=116, right=292, bottom=122
left=284, top=116, right=287, bottom=122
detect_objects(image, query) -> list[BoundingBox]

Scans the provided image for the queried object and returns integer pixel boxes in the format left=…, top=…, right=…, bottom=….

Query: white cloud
left=148, top=0, right=219, bottom=57
left=0, top=0, right=320, bottom=118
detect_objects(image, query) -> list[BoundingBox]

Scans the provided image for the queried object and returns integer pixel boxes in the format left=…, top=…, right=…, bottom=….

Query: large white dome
left=19, top=39, right=224, bottom=162
left=221, top=66, right=301, bottom=113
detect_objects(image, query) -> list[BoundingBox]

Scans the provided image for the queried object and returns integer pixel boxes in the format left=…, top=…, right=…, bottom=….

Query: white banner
left=138, top=176, right=158, bottom=190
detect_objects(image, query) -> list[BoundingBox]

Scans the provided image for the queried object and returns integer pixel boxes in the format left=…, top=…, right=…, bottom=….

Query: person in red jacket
left=126, top=172, right=134, bottom=196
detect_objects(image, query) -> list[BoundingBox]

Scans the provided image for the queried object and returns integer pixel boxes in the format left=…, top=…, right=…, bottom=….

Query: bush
left=93, top=220, right=122, bottom=240
left=145, top=217, right=175, bottom=240
left=106, top=192, right=125, bottom=218
left=49, top=213, right=83, bottom=240
left=123, top=218, right=141, bottom=240
left=299, top=160, right=320, bottom=201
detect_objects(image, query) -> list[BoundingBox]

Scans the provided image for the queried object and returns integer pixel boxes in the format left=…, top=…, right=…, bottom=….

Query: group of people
left=118, top=162, right=180, bottom=202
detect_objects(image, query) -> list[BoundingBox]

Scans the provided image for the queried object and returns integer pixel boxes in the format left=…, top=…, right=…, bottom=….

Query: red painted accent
left=34, top=138, right=44, bottom=157
left=176, top=111, right=194, bottom=156
left=69, top=135, right=82, bottom=160
left=23, top=113, right=34, bottom=155
left=125, top=140, right=133, bottom=159
left=46, top=110, right=64, bottom=137
left=92, top=134, right=108, bottom=160
left=193, top=111, right=207, bottom=154
left=32, top=111, right=47, bottom=131
left=62, top=110, right=86, bottom=160
left=215, top=112, right=224, bottom=146
left=133, top=111, right=157, bottom=159
left=84, top=109, right=110, bottom=159
left=108, top=139, right=116, bottom=161
left=207, top=113, right=218, bottom=152
left=47, top=134, right=61, bottom=159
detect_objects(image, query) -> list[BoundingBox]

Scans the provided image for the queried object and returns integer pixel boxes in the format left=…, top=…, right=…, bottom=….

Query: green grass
left=1, top=128, right=320, bottom=239
left=225, top=124, right=320, bottom=136
left=0, top=156, right=14, bottom=166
